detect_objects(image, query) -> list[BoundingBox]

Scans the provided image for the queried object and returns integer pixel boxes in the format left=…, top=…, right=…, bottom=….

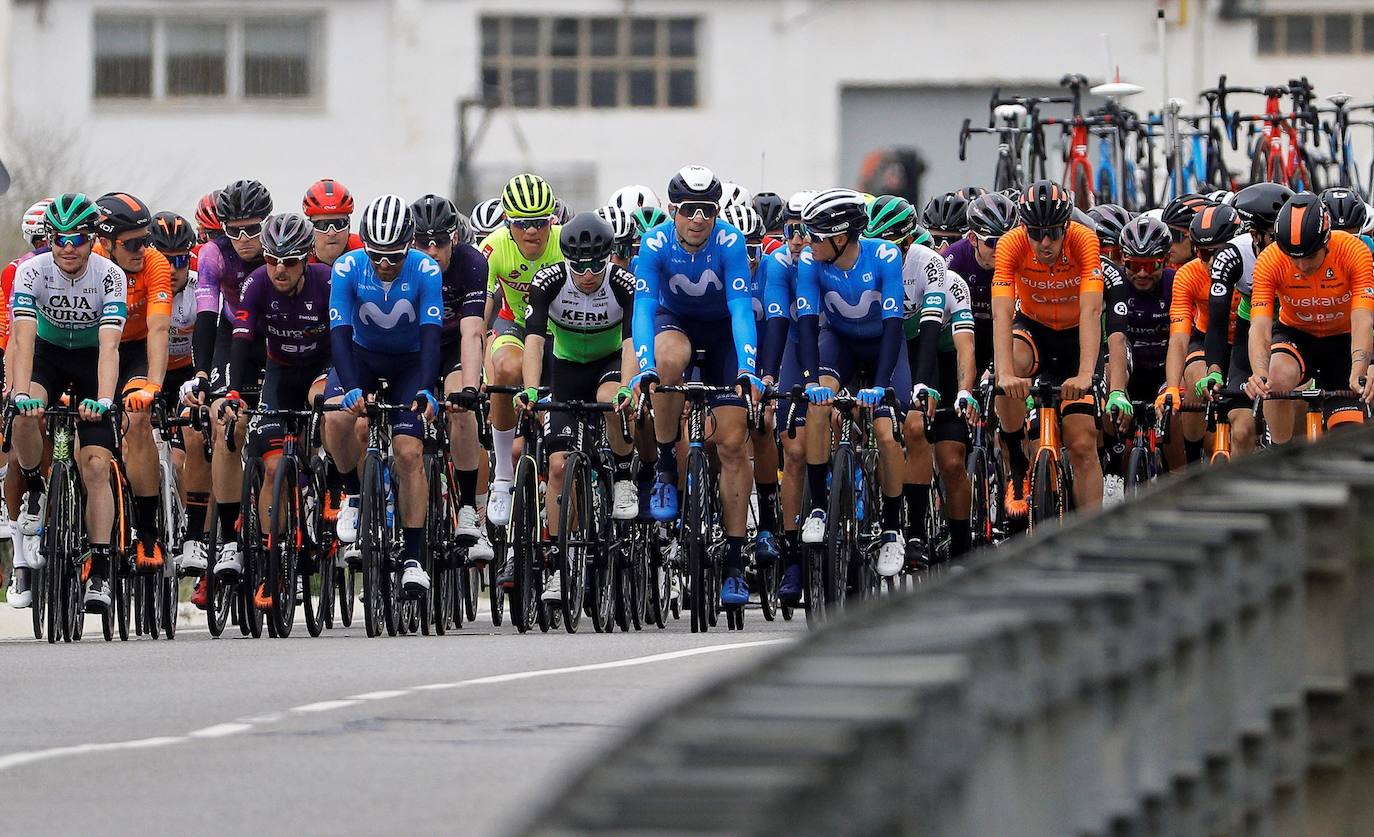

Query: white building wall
left=6, top=0, right=1374, bottom=216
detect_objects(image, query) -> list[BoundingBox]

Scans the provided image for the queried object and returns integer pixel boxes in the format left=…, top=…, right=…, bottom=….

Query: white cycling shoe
left=541, top=574, right=562, bottom=603
left=401, top=560, right=431, bottom=595
left=180, top=540, right=207, bottom=573
left=800, top=509, right=827, bottom=544
left=456, top=505, right=482, bottom=543
left=336, top=494, right=361, bottom=543
left=612, top=480, right=638, bottom=520
left=876, top=531, right=904, bottom=578
left=213, top=542, right=242, bottom=576
left=487, top=482, right=513, bottom=528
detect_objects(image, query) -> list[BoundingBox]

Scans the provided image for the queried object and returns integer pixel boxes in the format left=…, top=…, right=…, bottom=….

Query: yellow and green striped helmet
left=501, top=173, right=557, bottom=219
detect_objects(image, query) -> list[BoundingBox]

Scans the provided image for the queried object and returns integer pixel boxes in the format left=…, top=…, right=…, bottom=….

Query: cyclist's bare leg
left=780, top=428, right=805, bottom=534
left=546, top=451, right=567, bottom=537
left=994, top=338, right=1036, bottom=470
left=709, top=406, right=750, bottom=537
left=1181, top=359, right=1208, bottom=460
left=78, top=445, right=114, bottom=547
left=1229, top=410, right=1256, bottom=455
left=1063, top=413, right=1102, bottom=509
left=209, top=397, right=247, bottom=505
left=1262, top=352, right=1302, bottom=445
left=935, top=440, right=970, bottom=519
left=394, top=434, right=427, bottom=528
left=649, top=330, right=690, bottom=451
left=321, top=400, right=363, bottom=480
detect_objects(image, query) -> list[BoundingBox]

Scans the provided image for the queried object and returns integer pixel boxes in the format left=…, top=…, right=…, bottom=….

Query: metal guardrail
left=521, top=429, right=1374, bottom=837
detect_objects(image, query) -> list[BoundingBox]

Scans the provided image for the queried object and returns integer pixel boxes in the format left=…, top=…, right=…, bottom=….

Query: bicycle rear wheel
left=823, top=447, right=854, bottom=612
left=359, top=453, right=388, bottom=638
left=424, top=456, right=452, bottom=635
left=509, top=455, right=541, bottom=634
left=966, top=446, right=990, bottom=546
left=557, top=452, right=590, bottom=633
left=43, top=461, right=74, bottom=643
left=240, top=458, right=265, bottom=639
left=486, top=528, right=505, bottom=627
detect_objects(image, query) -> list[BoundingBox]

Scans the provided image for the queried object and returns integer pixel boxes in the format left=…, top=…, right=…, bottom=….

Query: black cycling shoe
left=904, top=537, right=929, bottom=572
left=496, top=556, right=515, bottom=589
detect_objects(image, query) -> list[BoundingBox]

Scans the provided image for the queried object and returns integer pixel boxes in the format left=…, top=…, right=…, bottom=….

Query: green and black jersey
left=524, top=263, right=635, bottom=363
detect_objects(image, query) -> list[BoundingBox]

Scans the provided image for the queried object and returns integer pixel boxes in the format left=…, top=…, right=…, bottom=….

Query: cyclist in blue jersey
left=759, top=190, right=817, bottom=602
left=793, top=189, right=910, bottom=578
left=322, top=195, right=443, bottom=598
left=629, top=165, right=762, bottom=606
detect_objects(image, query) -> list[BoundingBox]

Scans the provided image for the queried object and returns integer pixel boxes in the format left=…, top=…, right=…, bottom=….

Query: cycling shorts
left=29, top=341, right=116, bottom=450
left=440, top=338, right=463, bottom=380
left=1270, top=324, right=1358, bottom=393
left=546, top=352, right=621, bottom=455
left=162, top=365, right=197, bottom=454
left=819, top=323, right=912, bottom=415
left=208, top=318, right=266, bottom=396
left=1011, top=313, right=1095, bottom=417
left=1186, top=329, right=1206, bottom=368
left=323, top=346, right=429, bottom=439
left=247, top=359, right=330, bottom=459
left=117, top=339, right=149, bottom=394
left=489, top=317, right=525, bottom=354
left=654, top=308, right=744, bottom=407
left=929, top=349, right=969, bottom=446
left=776, top=336, right=808, bottom=430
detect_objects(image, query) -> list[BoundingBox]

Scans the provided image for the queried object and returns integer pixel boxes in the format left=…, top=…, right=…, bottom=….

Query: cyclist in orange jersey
left=1248, top=193, right=1374, bottom=443
left=94, top=193, right=174, bottom=571
left=992, top=180, right=1111, bottom=515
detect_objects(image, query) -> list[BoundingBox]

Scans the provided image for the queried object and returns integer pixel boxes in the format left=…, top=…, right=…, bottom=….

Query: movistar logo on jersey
left=644, top=231, right=667, bottom=252
left=716, top=229, right=739, bottom=249
left=668, top=271, right=722, bottom=297
left=358, top=299, right=417, bottom=328
left=877, top=244, right=900, bottom=264
left=825, top=289, right=881, bottom=319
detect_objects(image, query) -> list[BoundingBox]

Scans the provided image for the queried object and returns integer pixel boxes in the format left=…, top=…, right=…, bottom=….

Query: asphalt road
left=0, top=603, right=799, bottom=836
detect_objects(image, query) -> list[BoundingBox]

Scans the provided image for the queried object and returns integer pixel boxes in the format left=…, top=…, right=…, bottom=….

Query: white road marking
left=0, top=638, right=789, bottom=773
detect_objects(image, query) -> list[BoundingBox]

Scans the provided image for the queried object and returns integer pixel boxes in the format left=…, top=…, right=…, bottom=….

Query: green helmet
left=865, top=195, right=917, bottom=242
left=501, top=173, right=557, bottom=219
left=44, top=192, right=101, bottom=234
left=631, top=206, right=670, bottom=235
left=912, top=223, right=933, bottom=248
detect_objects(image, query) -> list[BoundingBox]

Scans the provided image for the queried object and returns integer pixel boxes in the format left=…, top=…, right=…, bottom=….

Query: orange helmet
left=302, top=178, right=355, bottom=218
left=195, top=190, right=222, bottom=233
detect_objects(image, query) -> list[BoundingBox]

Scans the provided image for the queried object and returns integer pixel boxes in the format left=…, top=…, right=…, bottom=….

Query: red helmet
left=303, top=178, right=355, bottom=218
left=195, top=190, right=222, bottom=232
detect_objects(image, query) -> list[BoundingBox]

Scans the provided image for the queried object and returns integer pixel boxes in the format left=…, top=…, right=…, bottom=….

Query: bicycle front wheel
left=509, top=455, right=541, bottom=634
left=823, top=447, right=854, bottom=612
left=557, top=452, right=590, bottom=633
left=268, top=457, right=301, bottom=638
left=1029, top=448, right=1063, bottom=532
left=1125, top=446, right=1152, bottom=494
left=359, top=453, right=389, bottom=638
left=683, top=448, right=713, bottom=633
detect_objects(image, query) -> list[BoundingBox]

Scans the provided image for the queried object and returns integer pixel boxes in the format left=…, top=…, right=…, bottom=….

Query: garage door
left=839, top=84, right=1106, bottom=206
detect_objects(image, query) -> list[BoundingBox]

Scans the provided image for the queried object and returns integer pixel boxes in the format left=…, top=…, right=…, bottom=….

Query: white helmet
left=469, top=197, right=506, bottom=239
left=359, top=194, right=414, bottom=251
left=719, top=181, right=752, bottom=209
left=21, top=199, right=52, bottom=244
left=594, top=205, right=635, bottom=245
left=609, top=184, right=662, bottom=213
left=1363, top=204, right=1374, bottom=236
left=785, top=190, right=820, bottom=221
left=721, top=203, right=763, bottom=238
left=1139, top=207, right=1165, bottom=223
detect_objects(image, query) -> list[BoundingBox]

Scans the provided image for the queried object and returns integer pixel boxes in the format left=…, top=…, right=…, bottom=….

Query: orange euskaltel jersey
left=1169, top=257, right=1238, bottom=342
left=1250, top=231, right=1374, bottom=338
left=93, top=242, right=173, bottom=342
left=992, top=221, right=1102, bottom=330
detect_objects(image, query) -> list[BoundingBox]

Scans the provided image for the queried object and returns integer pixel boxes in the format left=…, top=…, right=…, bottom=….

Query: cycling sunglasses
left=119, top=234, right=152, bottom=252
left=311, top=218, right=350, bottom=234
left=746, top=242, right=762, bottom=261
left=569, top=256, right=608, bottom=274
left=224, top=222, right=264, bottom=241
left=975, top=234, right=1001, bottom=249
left=1168, top=226, right=1188, bottom=244
left=509, top=216, right=552, bottom=232
left=366, top=248, right=408, bottom=267
left=783, top=222, right=810, bottom=240
left=166, top=253, right=192, bottom=269
left=1124, top=257, right=1164, bottom=274
left=414, top=232, right=452, bottom=249
left=1025, top=225, right=1067, bottom=242
left=675, top=201, right=719, bottom=221
left=52, top=232, right=92, bottom=249
left=265, top=254, right=308, bottom=268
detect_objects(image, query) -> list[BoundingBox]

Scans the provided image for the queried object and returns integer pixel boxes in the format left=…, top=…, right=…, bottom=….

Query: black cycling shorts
left=29, top=341, right=116, bottom=450
left=545, top=352, right=622, bottom=454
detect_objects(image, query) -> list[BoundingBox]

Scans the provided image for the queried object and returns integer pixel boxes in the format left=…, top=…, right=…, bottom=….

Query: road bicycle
left=450, top=388, right=505, bottom=628
left=963, top=377, right=1007, bottom=548
left=1108, top=400, right=1166, bottom=495
left=997, top=378, right=1092, bottom=532
left=1253, top=388, right=1370, bottom=444
left=1212, top=75, right=1321, bottom=191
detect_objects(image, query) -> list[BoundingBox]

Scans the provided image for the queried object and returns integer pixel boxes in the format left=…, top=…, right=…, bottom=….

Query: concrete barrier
left=520, top=430, right=1374, bottom=837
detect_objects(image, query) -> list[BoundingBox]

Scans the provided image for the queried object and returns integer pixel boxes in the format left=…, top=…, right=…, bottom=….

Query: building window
left=1258, top=12, right=1371, bottom=56
left=93, top=13, right=318, bottom=102
left=481, top=16, right=700, bottom=109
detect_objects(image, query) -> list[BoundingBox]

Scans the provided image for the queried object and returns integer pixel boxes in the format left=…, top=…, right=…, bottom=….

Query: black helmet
left=1161, top=193, right=1212, bottom=230
left=559, top=212, right=615, bottom=262
left=1320, top=187, right=1367, bottom=232
left=1119, top=216, right=1172, bottom=260
left=1274, top=193, right=1331, bottom=259
left=752, top=192, right=786, bottom=232
left=1189, top=204, right=1243, bottom=250
left=1071, top=207, right=1097, bottom=232
left=410, top=194, right=461, bottom=238
left=95, top=192, right=151, bottom=237
left=1018, top=180, right=1073, bottom=228
left=149, top=211, right=196, bottom=253
left=667, top=165, right=723, bottom=204
left=955, top=185, right=989, bottom=202
left=453, top=214, right=473, bottom=247
left=261, top=213, right=315, bottom=259
left=216, top=179, right=273, bottom=223
left=801, top=189, right=868, bottom=238
left=1086, top=203, right=1133, bottom=248
left=1232, top=182, right=1294, bottom=233
left=921, top=192, right=969, bottom=234
left=966, top=192, right=1018, bottom=237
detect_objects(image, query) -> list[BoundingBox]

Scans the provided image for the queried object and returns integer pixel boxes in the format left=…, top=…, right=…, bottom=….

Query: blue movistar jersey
left=631, top=220, right=757, bottom=375
left=762, top=248, right=799, bottom=330
left=795, top=238, right=905, bottom=340
left=329, top=248, right=444, bottom=353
